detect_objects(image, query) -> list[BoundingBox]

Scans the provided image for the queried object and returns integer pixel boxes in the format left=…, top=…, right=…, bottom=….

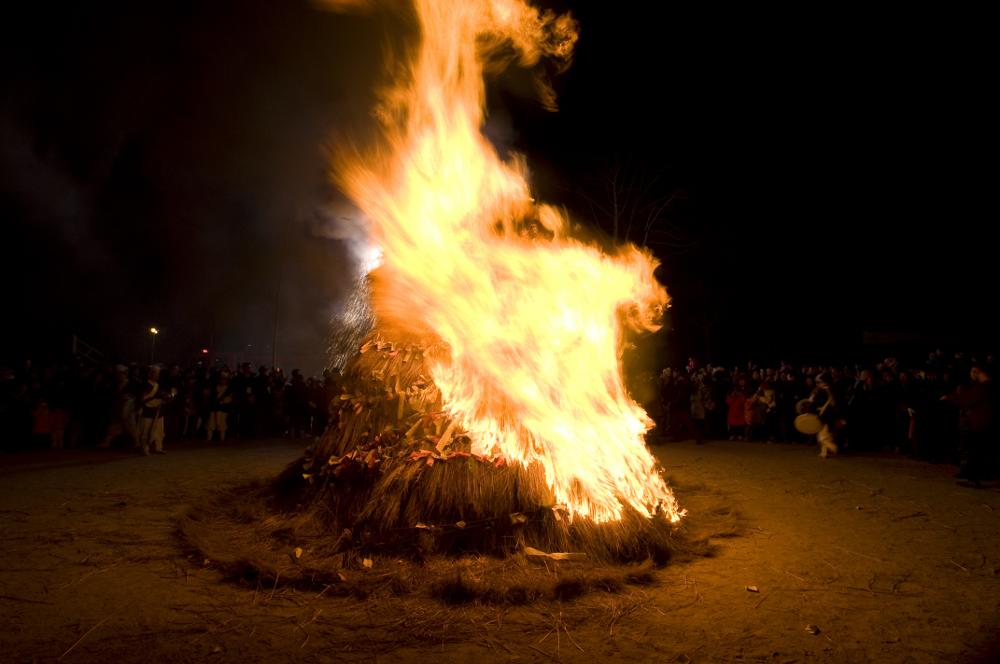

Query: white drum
left=794, top=413, right=823, bottom=435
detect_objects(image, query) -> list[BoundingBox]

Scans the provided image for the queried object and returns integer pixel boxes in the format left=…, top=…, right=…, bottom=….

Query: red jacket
left=726, top=392, right=747, bottom=426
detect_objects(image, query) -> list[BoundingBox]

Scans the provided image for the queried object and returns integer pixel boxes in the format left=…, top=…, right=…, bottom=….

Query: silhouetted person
left=139, top=366, right=171, bottom=455
left=669, top=376, right=702, bottom=444
left=809, top=373, right=840, bottom=458
left=206, top=373, right=234, bottom=442
left=942, top=364, right=994, bottom=487
left=286, top=369, right=308, bottom=438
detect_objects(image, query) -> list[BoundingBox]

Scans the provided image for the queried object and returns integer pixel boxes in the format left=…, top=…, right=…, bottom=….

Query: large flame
left=336, top=0, right=682, bottom=524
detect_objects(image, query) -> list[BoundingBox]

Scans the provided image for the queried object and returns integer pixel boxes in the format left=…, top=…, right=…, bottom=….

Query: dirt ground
left=2, top=437, right=999, bottom=663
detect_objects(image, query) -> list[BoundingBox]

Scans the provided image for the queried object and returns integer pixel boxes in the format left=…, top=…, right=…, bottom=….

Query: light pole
left=149, top=327, right=159, bottom=364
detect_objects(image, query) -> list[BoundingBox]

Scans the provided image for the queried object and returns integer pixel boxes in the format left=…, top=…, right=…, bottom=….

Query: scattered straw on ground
left=178, top=477, right=741, bottom=605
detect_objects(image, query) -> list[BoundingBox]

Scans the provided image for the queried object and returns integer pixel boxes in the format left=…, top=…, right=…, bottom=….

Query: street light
left=149, top=327, right=159, bottom=364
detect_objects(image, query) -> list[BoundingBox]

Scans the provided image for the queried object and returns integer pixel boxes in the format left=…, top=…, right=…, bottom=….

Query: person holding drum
left=796, top=372, right=842, bottom=457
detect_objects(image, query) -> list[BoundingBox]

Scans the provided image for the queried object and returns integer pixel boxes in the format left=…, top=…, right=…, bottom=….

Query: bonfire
left=306, top=0, right=682, bottom=557
left=184, top=0, right=687, bottom=594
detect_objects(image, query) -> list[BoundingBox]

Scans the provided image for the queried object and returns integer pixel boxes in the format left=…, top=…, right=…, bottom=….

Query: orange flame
left=336, top=0, right=682, bottom=524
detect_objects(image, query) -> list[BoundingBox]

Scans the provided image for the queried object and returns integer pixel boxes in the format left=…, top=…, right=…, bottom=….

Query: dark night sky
left=2, top=1, right=993, bottom=371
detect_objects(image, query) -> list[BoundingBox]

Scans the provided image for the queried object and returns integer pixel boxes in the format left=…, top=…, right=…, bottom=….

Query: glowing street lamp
left=149, top=327, right=159, bottom=364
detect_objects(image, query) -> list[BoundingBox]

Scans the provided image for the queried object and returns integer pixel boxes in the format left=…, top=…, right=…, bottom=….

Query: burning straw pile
left=180, top=0, right=705, bottom=601
left=180, top=318, right=709, bottom=602
left=282, top=324, right=676, bottom=563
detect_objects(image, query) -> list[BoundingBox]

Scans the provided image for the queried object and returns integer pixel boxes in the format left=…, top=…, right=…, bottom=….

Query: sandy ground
left=2, top=438, right=999, bottom=663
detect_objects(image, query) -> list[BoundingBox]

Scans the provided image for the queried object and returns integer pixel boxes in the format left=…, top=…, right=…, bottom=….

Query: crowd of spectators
left=3, top=349, right=994, bottom=484
left=650, top=350, right=995, bottom=469
left=0, top=360, right=340, bottom=452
